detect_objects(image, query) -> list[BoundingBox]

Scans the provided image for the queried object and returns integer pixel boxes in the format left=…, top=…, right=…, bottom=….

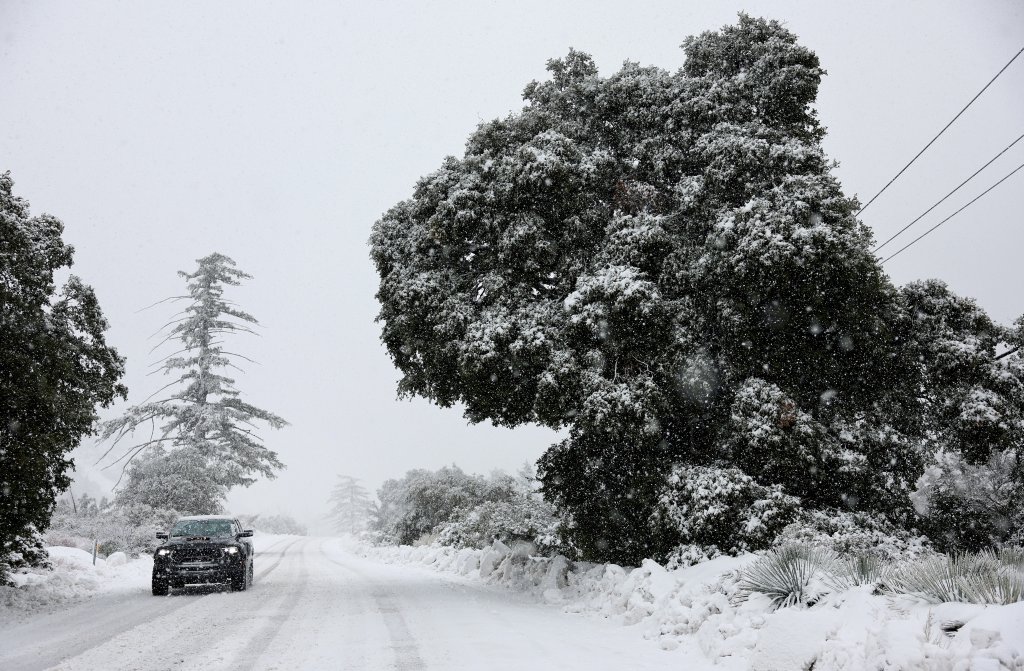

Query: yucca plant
left=960, top=569, right=1024, bottom=604
left=888, top=551, right=1024, bottom=605
left=825, top=553, right=890, bottom=591
left=738, top=544, right=837, bottom=609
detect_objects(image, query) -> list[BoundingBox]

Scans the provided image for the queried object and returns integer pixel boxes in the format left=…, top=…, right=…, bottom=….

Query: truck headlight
left=156, top=548, right=171, bottom=556
left=222, top=546, right=239, bottom=555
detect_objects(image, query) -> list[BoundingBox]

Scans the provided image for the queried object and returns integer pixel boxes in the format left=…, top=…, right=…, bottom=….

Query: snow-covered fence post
left=92, top=539, right=98, bottom=565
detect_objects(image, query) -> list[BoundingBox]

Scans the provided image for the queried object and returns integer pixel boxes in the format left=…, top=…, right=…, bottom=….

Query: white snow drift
left=363, top=541, right=1024, bottom=670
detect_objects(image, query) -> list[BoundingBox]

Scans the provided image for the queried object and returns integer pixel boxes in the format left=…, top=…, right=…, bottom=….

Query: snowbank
left=361, top=542, right=1024, bottom=670
left=0, top=546, right=151, bottom=619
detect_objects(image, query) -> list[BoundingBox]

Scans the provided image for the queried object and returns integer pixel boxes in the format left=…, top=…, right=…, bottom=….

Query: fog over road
left=0, top=537, right=687, bottom=671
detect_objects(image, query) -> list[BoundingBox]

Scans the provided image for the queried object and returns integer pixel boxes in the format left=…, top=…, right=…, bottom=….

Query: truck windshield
left=170, top=520, right=235, bottom=538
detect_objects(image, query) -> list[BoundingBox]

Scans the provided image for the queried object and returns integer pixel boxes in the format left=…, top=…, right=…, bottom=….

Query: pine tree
left=326, top=475, right=372, bottom=535
left=100, top=253, right=287, bottom=511
left=0, top=172, right=126, bottom=582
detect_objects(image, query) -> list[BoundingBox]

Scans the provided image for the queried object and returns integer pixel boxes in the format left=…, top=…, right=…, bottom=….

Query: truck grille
left=172, top=547, right=221, bottom=563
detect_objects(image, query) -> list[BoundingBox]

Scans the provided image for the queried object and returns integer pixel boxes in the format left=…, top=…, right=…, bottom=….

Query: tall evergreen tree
left=327, top=475, right=372, bottom=535
left=370, top=15, right=922, bottom=564
left=101, top=253, right=287, bottom=511
left=0, top=173, right=126, bottom=582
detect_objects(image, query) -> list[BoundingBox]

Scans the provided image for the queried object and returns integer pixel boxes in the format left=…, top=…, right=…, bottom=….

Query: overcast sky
left=2, top=0, right=1021, bottom=531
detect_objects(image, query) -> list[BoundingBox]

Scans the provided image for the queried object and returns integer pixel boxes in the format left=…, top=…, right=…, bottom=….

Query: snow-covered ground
left=2, top=536, right=1022, bottom=670
left=364, top=542, right=1024, bottom=670
left=0, top=545, right=153, bottom=619
left=0, top=536, right=695, bottom=670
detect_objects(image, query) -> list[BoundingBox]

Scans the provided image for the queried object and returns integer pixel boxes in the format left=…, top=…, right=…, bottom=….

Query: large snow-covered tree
left=0, top=173, right=126, bottom=581
left=371, top=16, right=924, bottom=564
left=100, top=253, right=287, bottom=511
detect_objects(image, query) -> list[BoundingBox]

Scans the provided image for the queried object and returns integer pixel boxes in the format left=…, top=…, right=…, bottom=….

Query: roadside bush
left=373, top=466, right=541, bottom=546
left=45, top=495, right=176, bottom=556
left=1, top=526, right=49, bottom=580
left=435, top=493, right=559, bottom=554
left=776, top=508, right=930, bottom=561
left=911, top=449, right=1023, bottom=553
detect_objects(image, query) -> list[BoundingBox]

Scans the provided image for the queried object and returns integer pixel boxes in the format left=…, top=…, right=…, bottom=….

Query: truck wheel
left=152, top=577, right=169, bottom=596
left=230, top=569, right=247, bottom=592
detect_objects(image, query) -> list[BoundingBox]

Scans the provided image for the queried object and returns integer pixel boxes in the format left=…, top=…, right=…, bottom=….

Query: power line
left=873, top=132, right=1024, bottom=252
left=995, top=346, right=1020, bottom=361
left=857, top=45, right=1024, bottom=217
left=881, top=160, right=1024, bottom=264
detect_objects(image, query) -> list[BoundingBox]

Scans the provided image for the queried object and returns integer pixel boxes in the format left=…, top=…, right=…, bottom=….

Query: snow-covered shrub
left=888, top=551, right=1024, bottom=605
left=738, top=543, right=836, bottom=609
left=911, top=448, right=1023, bottom=553
left=655, top=463, right=800, bottom=565
left=411, top=532, right=438, bottom=547
left=776, top=508, right=929, bottom=561
left=1, top=526, right=49, bottom=584
left=374, top=466, right=543, bottom=546
left=435, top=494, right=559, bottom=554
left=663, top=543, right=725, bottom=569
left=45, top=495, right=176, bottom=556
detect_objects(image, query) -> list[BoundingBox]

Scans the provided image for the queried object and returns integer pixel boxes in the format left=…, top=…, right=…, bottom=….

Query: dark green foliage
left=370, top=16, right=1022, bottom=562
left=538, top=428, right=675, bottom=565
left=899, top=281, right=1024, bottom=552
left=655, top=464, right=800, bottom=562
left=0, top=173, right=126, bottom=582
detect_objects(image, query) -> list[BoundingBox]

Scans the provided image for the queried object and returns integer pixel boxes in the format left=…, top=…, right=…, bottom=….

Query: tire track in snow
left=0, top=536, right=303, bottom=671
left=255, top=537, right=303, bottom=582
left=48, top=538, right=310, bottom=670
left=226, top=538, right=313, bottom=668
left=321, top=544, right=426, bottom=671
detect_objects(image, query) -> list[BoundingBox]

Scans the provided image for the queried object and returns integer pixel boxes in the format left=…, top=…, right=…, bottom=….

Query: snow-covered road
left=0, top=537, right=694, bottom=671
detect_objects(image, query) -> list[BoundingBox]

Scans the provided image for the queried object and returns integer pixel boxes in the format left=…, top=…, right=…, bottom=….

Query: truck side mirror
left=238, top=529, right=253, bottom=538
left=156, top=531, right=168, bottom=539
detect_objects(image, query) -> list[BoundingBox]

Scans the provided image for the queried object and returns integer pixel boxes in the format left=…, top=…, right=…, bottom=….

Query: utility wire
left=873, top=132, right=1024, bottom=252
left=881, top=160, right=1024, bottom=264
left=995, top=346, right=1020, bottom=361
left=857, top=45, right=1024, bottom=216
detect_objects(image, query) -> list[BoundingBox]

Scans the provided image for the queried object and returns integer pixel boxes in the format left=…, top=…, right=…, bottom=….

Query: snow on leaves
left=369, top=15, right=1024, bottom=563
